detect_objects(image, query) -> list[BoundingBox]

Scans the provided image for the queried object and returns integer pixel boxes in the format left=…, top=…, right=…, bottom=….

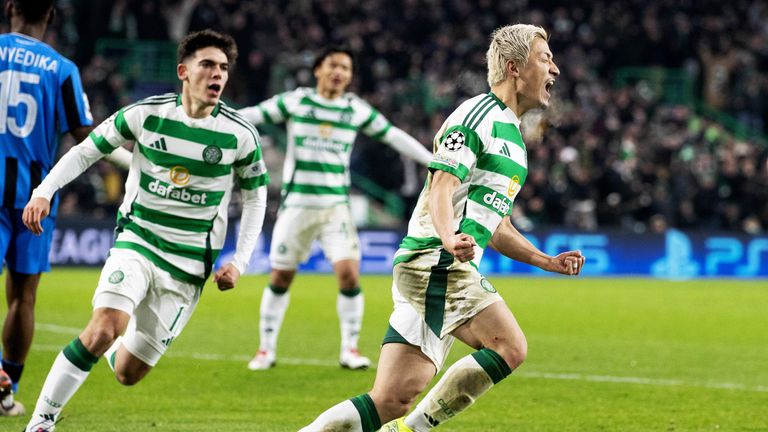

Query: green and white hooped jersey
left=91, top=93, right=269, bottom=285
left=254, top=87, right=392, bottom=208
left=395, top=92, right=528, bottom=267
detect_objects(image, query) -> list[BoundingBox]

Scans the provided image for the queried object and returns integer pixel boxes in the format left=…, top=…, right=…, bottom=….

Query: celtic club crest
left=203, top=145, right=223, bottom=164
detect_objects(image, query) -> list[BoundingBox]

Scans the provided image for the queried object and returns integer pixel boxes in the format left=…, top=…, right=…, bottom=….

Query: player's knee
left=270, top=270, right=294, bottom=288
left=115, top=370, right=142, bottom=386
left=375, top=394, right=415, bottom=420
left=337, top=272, right=358, bottom=290
left=81, top=326, right=119, bottom=353
left=487, top=336, right=527, bottom=370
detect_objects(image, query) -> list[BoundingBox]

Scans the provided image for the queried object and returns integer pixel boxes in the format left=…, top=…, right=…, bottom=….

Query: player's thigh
left=370, top=343, right=435, bottom=405
left=269, top=207, right=322, bottom=270
left=386, top=278, right=457, bottom=370
left=92, top=249, right=153, bottom=315
left=124, top=266, right=201, bottom=367
left=319, top=204, right=361, bottom=263
left=3, top=209, right=55, bottom=274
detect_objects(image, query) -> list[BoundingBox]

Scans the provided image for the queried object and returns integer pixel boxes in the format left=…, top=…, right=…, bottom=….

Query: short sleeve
left=56, top=60, right=93, bottom=134
left=428, top=125, right=482, bottom=182
left=233, top=126, right=270, bottom=189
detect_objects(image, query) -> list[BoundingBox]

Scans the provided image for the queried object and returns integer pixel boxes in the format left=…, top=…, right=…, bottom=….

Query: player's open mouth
left=545, top=79, right=555, bottom=96
left=208, top=84, right=221, bottom=94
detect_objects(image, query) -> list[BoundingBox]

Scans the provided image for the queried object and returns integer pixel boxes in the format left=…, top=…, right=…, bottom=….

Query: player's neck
left=180, top=92, right=215, bottom=119
left=316, top=86, right=342, bottom=100
left=491, top=81, right=526, bottom=118
left=11, top=23, right=47, bottom=41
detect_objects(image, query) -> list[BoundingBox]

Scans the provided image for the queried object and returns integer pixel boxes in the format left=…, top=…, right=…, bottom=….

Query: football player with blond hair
left=300, top=24, right=585, bottom=432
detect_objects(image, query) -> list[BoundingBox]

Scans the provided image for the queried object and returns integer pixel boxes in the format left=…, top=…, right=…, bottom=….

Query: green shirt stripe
left=459, top=218, right=493, bottom=248
left=233, top=149, right=258, bottom=167
left=138, top=144, right=231, bottom=177
left=399, top=236, right=443, bottom=251
left=113, top=241, right=205, bottom=286
left=89, top=132, right=115, bottom=154
left=284, top=183, right=348, bottom=195
left=139, top=172, right=225, bottom=207
left=294, top=160, right=346, bottom=174
left=463, top=96, right=493, bottom=128
left=142, top=115, right=238, bottom=149
left=359, top=110, right=378, bottom=129
left=239, top=174, right=269, bottom=190
left=300, top=96, right=352, bottom=112
left=487, top=91, right=506, bottom=110
left=291, top=115, right=358, bottom=131
left=123, top=222, right=218, bottom=263
left=277, top=94, right=290, bottom=119
left=491, top=121, right=524, bottom=148
left=461, top=95, right=492, bottom=126
left=469, top=100, right=497, bottom=130
left=260, top=106, right=274, bottom=124
left=475, top=153, right=528, bottom=180
left=467, top=184, right=513, bottom=217
left=428, top=161, right=470, bottom=181
left=131, top=202, right=213, bottom=232
left=369, top=122, right=392, bottom=140
left=115, top=109, right=136, bottom=140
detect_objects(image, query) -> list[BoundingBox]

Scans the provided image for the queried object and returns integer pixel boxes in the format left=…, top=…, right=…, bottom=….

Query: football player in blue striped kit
left=0, top=0, right=129, bottom=416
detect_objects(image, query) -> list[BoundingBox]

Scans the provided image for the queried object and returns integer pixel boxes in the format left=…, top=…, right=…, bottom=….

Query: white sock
left=405, top=349, right=512, bottom=431
left=259, top=286, right=290, bottom=353
left=103, top=336, right=123, bottom=372
left=27, top=351, right=92, bottom=429
left=299, top=400, right=362, bottom=432
left=337, top=289, right=364, bottom=352
left=300, top=394, right=380, bottom=432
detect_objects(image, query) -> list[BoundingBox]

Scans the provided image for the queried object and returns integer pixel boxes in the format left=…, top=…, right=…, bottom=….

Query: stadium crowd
left=5, top=0, right=767, bottom=233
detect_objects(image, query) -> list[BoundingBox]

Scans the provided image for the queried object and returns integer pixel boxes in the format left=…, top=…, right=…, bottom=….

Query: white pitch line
left=33, top=323, right=768, bottom=394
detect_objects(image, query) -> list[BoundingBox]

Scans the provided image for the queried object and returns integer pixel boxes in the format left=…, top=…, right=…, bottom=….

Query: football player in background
left=0, top=0, right=130, bottom=416
left=240, top=47, right=432, bottom=371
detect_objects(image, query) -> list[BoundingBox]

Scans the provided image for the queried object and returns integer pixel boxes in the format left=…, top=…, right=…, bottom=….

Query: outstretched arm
left=70, top=124, right=132, bottom=171
left=238, top=92, right=293, bottom=126
left=23, top=134, right=112, bottom=234
left=489, top=217, right=585, bottom=275
left=381, top=126, right=433, bottom=166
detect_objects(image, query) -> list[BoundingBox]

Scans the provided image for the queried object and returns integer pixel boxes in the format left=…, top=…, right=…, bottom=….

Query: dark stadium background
left=4, top=0, right=766, bottom=277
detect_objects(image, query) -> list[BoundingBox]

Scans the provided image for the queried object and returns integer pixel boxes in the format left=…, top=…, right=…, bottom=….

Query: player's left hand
left=22, top=197, right=51, bottom=235
left=213, top=263, right=240, bottom=291
left=547, top=250, right=586, bottom=276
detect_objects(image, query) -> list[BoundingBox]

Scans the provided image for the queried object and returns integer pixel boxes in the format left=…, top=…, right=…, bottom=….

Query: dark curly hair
left=177, top=29, right=238, bottom=65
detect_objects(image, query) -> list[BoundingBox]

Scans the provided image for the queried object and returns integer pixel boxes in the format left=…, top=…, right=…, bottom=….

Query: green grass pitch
left=2, top=269, right=767, bottom=431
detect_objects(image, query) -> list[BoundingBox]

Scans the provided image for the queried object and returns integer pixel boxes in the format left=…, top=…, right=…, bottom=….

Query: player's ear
left=506, top=59, right=519, bottom=78
left=177, top=62, right=188, bottom=80
left=46, top=6, right=55, bottom=27
left=4, top=1, right=13, bottom=22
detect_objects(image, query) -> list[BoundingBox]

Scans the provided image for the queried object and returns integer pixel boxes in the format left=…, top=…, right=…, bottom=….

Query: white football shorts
left=269, top=204, right=361, bottom=270
left=92, top=248, right=201, bottom=366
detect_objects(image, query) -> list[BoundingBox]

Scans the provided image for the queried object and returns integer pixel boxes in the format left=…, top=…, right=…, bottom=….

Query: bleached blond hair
left=486, top=24, right=548, bottom=87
